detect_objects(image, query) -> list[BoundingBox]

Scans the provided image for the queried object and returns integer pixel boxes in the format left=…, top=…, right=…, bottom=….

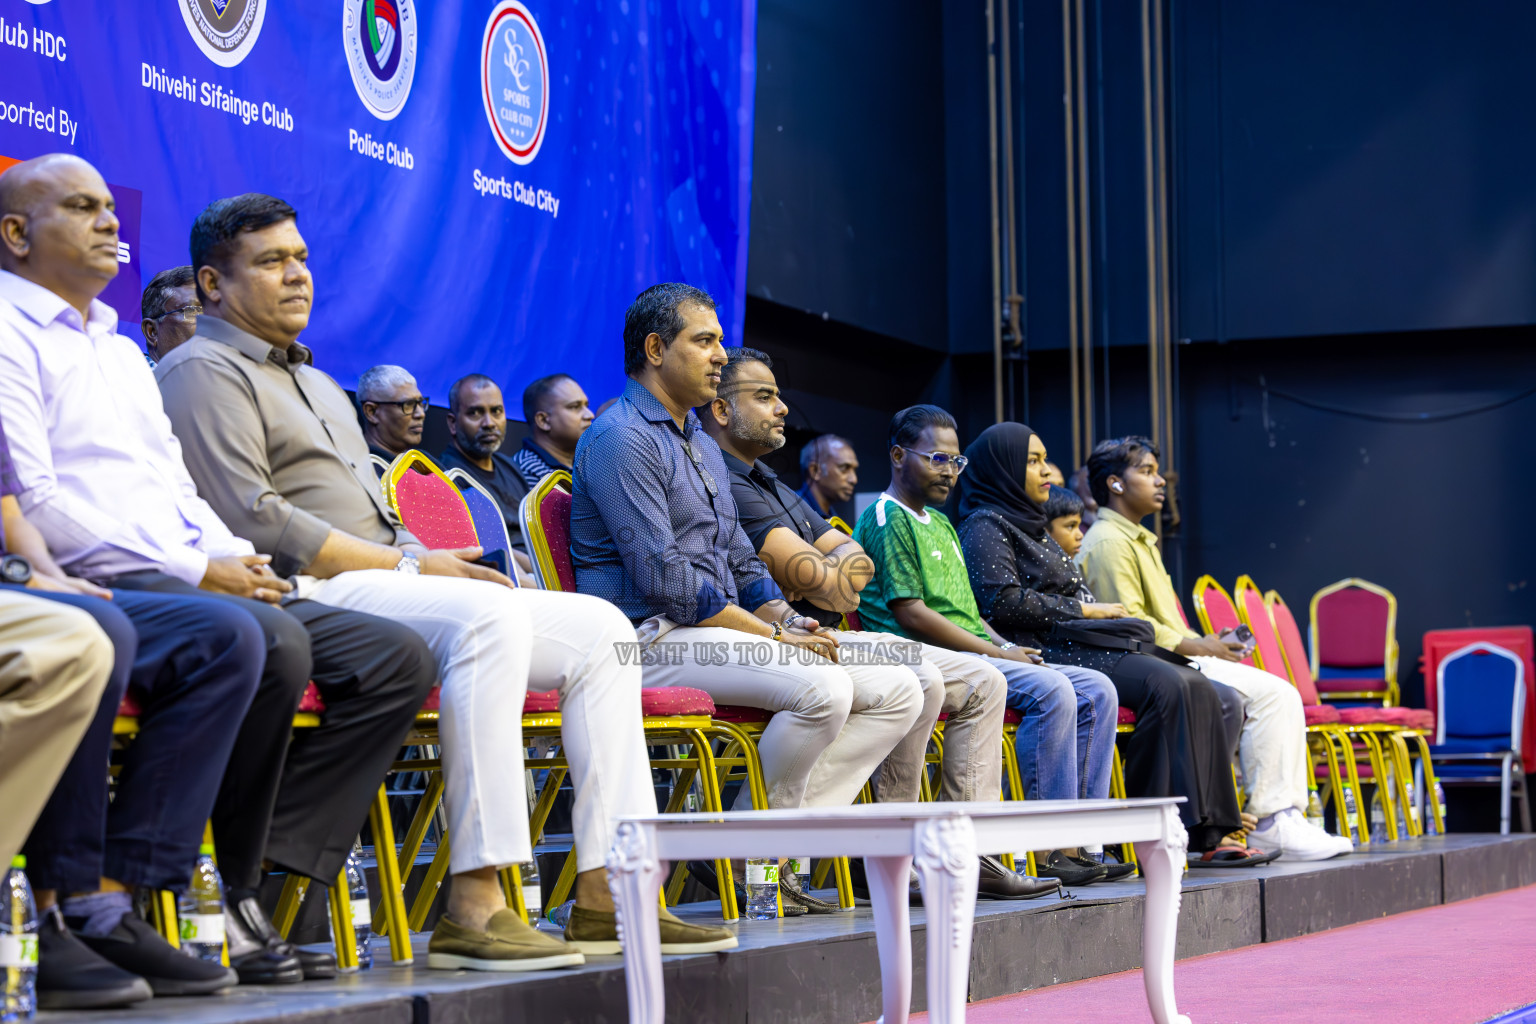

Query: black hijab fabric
left=957, top=422, right=1049, bottom=540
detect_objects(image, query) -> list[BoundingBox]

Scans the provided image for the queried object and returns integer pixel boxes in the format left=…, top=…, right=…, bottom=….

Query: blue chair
left=1430, top=642, right=1532, bottom=834
left=444, top=468, right=517, bottom=585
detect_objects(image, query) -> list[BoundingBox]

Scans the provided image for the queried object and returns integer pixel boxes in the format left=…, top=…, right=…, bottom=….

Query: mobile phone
left=1219, top=624, right=1255, bottom=652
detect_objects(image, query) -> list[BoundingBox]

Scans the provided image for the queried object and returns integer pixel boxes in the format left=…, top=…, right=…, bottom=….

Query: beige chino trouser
left=1193, top=656, right=1311, bottom=819
left=0, top=590, right=115, bottom=864
left=636, top=618, right=925, bottom=810
left=858, top=634, right=1008, bottom=804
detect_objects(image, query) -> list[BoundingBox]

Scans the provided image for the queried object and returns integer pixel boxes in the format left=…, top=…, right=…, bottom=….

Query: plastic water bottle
left=2, top=856, right=37, bottom=1021
left=744, top=859, right=778, bottom=921
left=1341, top=784, right=1360, bottom=840
left=1399, top=775, right=1417, bottom=835
left=520, top=862, right=542, bottom=924
left=1425, top=780, right=1448, bottom=835
left=178, top=845, right=226, bottom=964
left=1305, top=789, right=1326, bottom=831
left=331, top=850, right=372, bottom=971
left=1369, top=785, right=1388, bottom=843
left=545, top=900, right=575, bottom=929
left=785, top=856, right=812, bottom=891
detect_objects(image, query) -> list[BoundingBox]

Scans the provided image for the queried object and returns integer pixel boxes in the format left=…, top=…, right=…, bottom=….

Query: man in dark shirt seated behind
left=512, top=372, right=594, bottom=490
left=357, top=364, right=426, bottom=466
left=434, top=373, right=533, bottom=572
left=699, top=348, right=1052, bottom=899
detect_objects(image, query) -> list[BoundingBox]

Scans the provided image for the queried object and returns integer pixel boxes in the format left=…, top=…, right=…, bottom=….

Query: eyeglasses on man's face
left=152, top=303, right=202, bottom=323
left=900, top=446, right=969, bottom=474
left=376, top=397, right=431, bottom=416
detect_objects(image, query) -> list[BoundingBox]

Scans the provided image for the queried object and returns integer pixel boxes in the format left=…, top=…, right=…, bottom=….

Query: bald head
left=0, top=154, right=120, bottom=316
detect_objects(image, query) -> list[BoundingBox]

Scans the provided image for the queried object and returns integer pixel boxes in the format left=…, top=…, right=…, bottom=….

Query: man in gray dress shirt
left=157, top=193, right=733, bottom=967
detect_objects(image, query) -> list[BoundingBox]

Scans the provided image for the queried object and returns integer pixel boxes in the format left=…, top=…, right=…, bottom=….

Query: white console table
left=606, top=797, right=1190, bottom=1024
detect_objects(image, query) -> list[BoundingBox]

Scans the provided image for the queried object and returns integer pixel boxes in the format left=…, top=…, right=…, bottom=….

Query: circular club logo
left=344, top=0, right=418, bottom=120
left=180, top=0, right=266, bottom=67
left=481, top=2, right=549, bottom=165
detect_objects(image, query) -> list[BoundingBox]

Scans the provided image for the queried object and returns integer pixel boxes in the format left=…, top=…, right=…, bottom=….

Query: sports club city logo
left=481, top=1, right=549, bottom=165
left=179, top=0, right=266, bottom=68
left=344, top=0, right=417, bottom=120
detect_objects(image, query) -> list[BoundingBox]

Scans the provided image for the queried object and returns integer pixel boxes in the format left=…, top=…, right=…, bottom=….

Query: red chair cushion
left=1238, top=586, right=1290, bottom=680
left=1317, top=761, right=1378, bottom=780
left=420, top=685, right=442, bottom=713
left=1336, top=706, right=1434, bottom=730
left=538, top=487, right=577, bottom=592
left=117, top=690, right=143, bottom=717
left=639, top=687, right=715, bottom=717
left=712, top=704, right=774, bottom=724
left=1118, top=707, right=1138, bottom=726
left=524, top=689, right=560, bottom=713
left=394, top=466, right=479, bottom=550
left=1304, top=704, right=1342, bottom=725
left=1198, top=583, right=1256, bottom=667
left=1270, top=596, right=1323, bottom=704
left=298, top=682, right=326, bottom=713
left=1003, top=708, right=1022, bottom=725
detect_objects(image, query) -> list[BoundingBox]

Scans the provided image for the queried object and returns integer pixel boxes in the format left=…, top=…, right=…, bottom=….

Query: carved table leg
left=1134, top=805, right=1192, bottom=1024
left=866, top=854, right=915, bottom=1024
left=911, top=814, right=979, bottom=1024
left=608, top=821, right=666, bottom=1024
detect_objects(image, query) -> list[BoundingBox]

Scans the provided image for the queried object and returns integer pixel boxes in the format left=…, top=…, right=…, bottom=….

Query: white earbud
left=1111, top=481, right=1124, bottom=493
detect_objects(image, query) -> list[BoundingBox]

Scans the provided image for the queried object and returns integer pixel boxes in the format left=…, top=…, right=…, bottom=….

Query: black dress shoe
left=68, top=911, right=237, bottom=996
left=36, top=906, right=154, bottom=1010
left=1069, top=852, right=1135, bottom=881
left=224, top=896, right=311, bottom=984
left=1036, top=850, right=1109, bottom=886
left=976, top=854, right=1063, bottom=900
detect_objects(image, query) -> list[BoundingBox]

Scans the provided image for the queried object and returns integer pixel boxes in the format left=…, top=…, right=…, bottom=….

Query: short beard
left=728, top=409, right=784, bottom=451
left=460, top=432, right=503, bottom=458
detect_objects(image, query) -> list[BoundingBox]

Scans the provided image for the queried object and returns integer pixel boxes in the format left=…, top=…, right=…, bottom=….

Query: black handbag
left=1047, top=617, right=1195, bottom=668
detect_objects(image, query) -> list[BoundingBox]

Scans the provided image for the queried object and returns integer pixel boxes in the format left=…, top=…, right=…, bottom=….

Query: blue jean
left=977, top=655, right=1117, bottom=802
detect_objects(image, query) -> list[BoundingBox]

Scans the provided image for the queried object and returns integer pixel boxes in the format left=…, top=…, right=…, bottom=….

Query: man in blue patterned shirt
left=571, top=284, right=923, bottom=909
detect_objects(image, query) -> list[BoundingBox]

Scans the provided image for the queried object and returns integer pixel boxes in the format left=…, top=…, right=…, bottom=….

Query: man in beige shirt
left=1077, top=435, right=1351, bottom=861
left=156, top=192, right=733, bottom=968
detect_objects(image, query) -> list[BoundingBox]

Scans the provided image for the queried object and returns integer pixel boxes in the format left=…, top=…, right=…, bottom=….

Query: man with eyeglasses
left=358, top=364, right=427, bottom=465
left=139, top=265, right=200, bottom=364
left=852, top=405, right=1119, bottom=863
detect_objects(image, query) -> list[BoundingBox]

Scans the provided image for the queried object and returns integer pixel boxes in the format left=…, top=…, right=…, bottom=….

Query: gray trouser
left=862, top=635, right=1007, bottom=803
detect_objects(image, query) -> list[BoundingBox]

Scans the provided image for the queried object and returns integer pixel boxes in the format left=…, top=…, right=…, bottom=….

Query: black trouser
left=1107, top=653, right=1243, bottom=852
left=19, top=586, right=264, bottom=894
left=108, top=572, right=436, bottom=890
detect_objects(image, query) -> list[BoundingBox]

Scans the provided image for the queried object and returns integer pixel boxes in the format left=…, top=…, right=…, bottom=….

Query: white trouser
left=635, top=617, right=924, bottom=809
left=307, top=571, right=654, bottom=875
left=1193, top=656, right=1310, bottom=818
left=858, top=635, right=1008, bottom=803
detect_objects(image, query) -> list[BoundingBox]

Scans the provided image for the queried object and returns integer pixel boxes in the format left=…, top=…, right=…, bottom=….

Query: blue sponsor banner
left=0, top=0, right=756, bottom=405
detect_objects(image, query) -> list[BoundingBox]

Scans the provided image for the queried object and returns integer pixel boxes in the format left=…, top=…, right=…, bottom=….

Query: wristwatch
left=768, top=620, right=784, bottom=641
left=997, top=641, right=1018, bottom=652
left=395, top=552, right=421, bottom=575
left=0, top=554, right=32, bottom=585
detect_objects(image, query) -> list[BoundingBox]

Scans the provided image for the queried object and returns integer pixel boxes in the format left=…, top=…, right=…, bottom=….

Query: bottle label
left=785, top=857, right=811, bottom=876
left=745, top=862, right=779, bottom=886
left=351, top=898, right=372, bottom=924
left=0, top=934, right=36, bottom=967
left=180, top=914, right=225, bottom=945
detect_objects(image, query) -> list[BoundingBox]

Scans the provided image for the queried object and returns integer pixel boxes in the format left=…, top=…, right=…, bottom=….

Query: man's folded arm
left=157, top=356, right=330, bottom=576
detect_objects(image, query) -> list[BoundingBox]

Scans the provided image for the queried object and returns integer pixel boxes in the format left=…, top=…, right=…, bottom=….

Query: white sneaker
left=1248, top=808, right=1352, bottom=862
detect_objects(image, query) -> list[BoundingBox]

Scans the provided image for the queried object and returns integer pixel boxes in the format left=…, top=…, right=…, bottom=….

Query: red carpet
left=893, top=883, right=1536, bottom=1024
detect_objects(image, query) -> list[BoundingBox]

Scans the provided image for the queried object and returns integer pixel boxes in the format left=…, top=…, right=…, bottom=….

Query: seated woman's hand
left=1079, top=601, right=1129, bottom=620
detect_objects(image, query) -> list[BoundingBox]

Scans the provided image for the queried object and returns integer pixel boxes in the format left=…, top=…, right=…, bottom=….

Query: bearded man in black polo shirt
left=698, top=347, right=1053, bottom=900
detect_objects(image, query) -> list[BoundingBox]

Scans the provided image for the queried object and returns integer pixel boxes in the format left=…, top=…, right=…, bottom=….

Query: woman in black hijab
left=956, top=423, right=1261, bottom=864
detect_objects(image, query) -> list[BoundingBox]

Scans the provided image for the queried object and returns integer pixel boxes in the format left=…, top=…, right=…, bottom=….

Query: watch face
left=2, top=556, right=31, bottom=584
